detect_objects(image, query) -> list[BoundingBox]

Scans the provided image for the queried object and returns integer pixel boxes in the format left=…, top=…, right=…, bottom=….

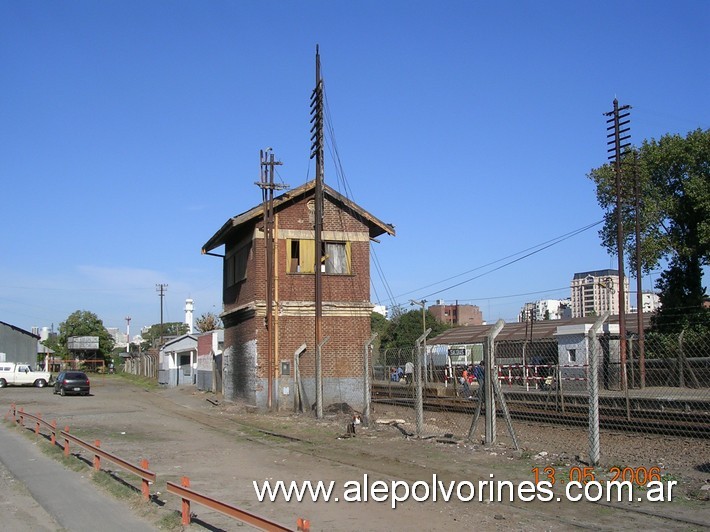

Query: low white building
left=554, top=321, right=621, bottom=390
left=158, top=334, right=198, bottom=387
left=630, top=292, right=661, bottom=313
left=519, top=299, right=571, bottom=322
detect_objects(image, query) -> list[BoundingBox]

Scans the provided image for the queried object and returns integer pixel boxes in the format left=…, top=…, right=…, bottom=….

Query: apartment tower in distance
left=570, top=269, right=629, bottom=318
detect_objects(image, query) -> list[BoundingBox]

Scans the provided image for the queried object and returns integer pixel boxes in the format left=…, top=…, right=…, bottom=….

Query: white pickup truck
left=0, top=362, right=52, bottom=388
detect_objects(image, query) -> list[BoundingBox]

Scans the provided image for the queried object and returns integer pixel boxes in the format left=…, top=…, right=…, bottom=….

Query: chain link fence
left=368, top=317, right=710, bottom=469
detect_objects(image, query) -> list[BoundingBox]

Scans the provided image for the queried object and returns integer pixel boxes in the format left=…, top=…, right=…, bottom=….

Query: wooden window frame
left=287, top=239, right=352, bottom=275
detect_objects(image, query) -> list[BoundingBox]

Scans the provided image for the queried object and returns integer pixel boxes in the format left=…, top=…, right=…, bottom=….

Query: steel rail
left=372, top=392, right=710, bottom=438
left=59, top=429, right=156, bottom=500
left=166, top=477, right=301, bottom=531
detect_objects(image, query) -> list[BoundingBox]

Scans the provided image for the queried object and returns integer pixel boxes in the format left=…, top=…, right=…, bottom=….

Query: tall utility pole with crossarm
left=256, top=148, right=286, bottom=410
left=156, top=284, right=168, bottom=347
left=604, top=99, right=631, bottom=394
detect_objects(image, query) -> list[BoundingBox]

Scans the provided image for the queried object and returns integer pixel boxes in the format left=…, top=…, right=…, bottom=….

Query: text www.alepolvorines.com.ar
left=253, top=474, right=676, bottom=508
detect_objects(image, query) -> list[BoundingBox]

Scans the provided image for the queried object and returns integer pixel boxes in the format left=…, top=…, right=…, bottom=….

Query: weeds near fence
left=115, top=372, right=160, bottom=390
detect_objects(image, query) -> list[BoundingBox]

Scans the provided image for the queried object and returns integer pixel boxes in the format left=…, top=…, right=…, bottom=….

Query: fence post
left=485, top=319, right=505, bottom=446
left=181, top=476, right=191, bottom=525
left=64, top=427, right=70, bottom=457
left=141, top=459, right=151, bottom=501
left=293, top=343, right=307, bottom=413
left=51, top=420, right=57, bottom=446
left=363, top=333, right=377, bottom=427
left=587, top=312, right=608, bottom=467
left=414, top=328, right=431, bottom=438
left=93, top=440, right=101, bottom=470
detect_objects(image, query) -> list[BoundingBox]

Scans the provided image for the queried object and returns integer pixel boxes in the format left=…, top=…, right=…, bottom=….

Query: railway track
left=372, top=385, right=710, bottom=438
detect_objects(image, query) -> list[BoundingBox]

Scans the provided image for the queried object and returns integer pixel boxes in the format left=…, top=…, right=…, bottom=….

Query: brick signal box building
left=202, top=180, right=394, bottom=411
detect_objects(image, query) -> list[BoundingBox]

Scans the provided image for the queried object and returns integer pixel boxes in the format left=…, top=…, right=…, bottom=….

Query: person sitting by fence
left=466, top=364, right=475, bottom=384
left=459, top=367, right=473, bottom=398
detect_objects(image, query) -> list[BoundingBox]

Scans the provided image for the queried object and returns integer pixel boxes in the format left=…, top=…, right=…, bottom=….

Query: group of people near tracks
left=389, top=360, right=487, bottom=401
left=458, top=360, right=485, bottom=399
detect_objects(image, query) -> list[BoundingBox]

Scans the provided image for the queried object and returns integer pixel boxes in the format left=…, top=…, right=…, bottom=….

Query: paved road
left=0, top=422, right=157, bottom=532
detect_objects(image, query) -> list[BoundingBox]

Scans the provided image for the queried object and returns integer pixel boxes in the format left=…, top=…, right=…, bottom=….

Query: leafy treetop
left=41, top=310, right=115, bottom=359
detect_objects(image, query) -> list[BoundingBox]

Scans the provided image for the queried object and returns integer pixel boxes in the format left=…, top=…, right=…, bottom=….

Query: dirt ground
left=1, top=375, right=709, bottom=531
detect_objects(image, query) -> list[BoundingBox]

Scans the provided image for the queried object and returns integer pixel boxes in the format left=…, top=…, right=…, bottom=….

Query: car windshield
left=66, top=372, right=86, bottom=379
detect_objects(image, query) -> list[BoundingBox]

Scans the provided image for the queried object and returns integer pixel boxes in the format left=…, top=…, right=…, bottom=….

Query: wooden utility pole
left=156, top=284, right=168, bottom=347
left=310, top=45, right=325, bottom=419
left=633, top=152, right=645, bottom=388
left=604, top=99, right=631, bottom=392
left=257, top=149, right=285, bottom=410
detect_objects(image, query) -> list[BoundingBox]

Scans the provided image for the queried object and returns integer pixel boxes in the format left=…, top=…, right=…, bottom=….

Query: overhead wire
left=415, top=220, right=603, bottom=301
left=319, top=68, right=602, bottom=314
left=321, top=80, right=398, bottom=309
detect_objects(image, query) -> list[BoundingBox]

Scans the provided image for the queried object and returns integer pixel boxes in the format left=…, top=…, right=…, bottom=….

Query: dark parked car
left=53, top=371, right=90, bottom=396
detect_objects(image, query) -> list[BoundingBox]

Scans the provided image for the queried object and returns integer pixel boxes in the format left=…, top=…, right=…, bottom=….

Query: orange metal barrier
left=10, top=405, right=60, bottom=444
left=166, top=476, right=309, bottom=531
left=9, top=404, right=155, bottom=501
left=60, top=428, right=156, bottom=501
left=7, top=405, right=310, bottom=529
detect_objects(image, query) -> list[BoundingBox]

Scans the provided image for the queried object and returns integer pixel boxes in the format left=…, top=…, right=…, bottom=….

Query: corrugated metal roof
left=429, top=314, right=652, bottom=345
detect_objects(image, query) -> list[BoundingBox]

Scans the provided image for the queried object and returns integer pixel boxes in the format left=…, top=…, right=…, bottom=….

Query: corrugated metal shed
left=429, top=314, right=652, bottom=345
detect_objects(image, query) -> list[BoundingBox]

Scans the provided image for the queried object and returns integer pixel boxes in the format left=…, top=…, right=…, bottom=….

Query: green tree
left=140, top=322, right=190, bottom=349
left=370, top=311, right=389, bottom=352
left=588, top=128, right=710, bottom=330
left=43, top=310, right=115, bottom=359
left=380, top=310, right=451, bottom=349
left=195, top=312, right=222, bottom=333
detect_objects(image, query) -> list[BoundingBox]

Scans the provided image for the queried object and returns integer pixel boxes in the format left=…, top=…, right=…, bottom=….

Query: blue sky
left=1, top=1, right=708, bottom=335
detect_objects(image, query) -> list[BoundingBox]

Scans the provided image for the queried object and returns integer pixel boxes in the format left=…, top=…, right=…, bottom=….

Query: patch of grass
left=661, top=472, right=680, bottom=483
left=92, top=470, right=136, bottom=500
left=38, top=441, right=87, bottom=472
left=114, top=373, right=160, bottom=390
left=157, top=510, right=184, bottom=530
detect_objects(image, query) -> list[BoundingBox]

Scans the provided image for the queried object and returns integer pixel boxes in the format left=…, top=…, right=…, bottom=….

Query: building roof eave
left=201, top=180, right=395, bottom=253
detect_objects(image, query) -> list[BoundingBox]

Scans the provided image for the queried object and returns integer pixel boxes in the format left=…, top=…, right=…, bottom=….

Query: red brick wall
left=276, top=314, right=369, bottom=379
left=429, top=304, right=483, bottom=326
left=197, top=333, right=213, bottom=357
left=220, top=189, right=378, bottom=406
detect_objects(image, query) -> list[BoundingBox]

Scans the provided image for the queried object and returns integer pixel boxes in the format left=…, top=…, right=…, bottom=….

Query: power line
left=384, top=220, right=603, bottom=303
left=454, top=286, right=571, bottom=302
